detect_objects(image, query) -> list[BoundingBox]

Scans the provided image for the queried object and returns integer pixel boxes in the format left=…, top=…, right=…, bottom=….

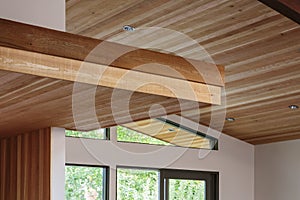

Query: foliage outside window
left=117, top=168, right=159, bottom=200
left=117, top=126, right=171, bottom=146
left=169, top=179, right=206, bottom=200
left=65, top=165, right=107, bottom=200
left=66, top=129, right=108, bottom=140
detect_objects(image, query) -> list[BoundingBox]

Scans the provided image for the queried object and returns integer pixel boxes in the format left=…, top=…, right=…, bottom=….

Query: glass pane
left=66, top=129, right=106, bottom=140
left=117, top=126, right=171, bottom=146
left=65, top=165, right=104, bottom=200
left=119, top=118, right=218, bottom=150
left=117, top=168, right=159, bottom=200
left=169, top=179, right=206, bottom=200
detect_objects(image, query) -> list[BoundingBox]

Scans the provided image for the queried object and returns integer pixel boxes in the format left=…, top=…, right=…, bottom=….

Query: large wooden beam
left=259, top=0, right=300, bottom=24
left=0, top=19, right=224, bottom=136
left=0, top=46, right=220, bottom=104
left=0, top=19, right=224, bottom=87
left=0, top=19, right=224, bottom=104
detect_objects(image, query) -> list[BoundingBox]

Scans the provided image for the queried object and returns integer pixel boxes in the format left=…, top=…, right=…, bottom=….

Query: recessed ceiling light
left=123, top=25, right=135, bottom=32
left=168, top=128, right=175, bottom=132
left=289, top=105, right=299, bottom=110
left=226, top=117, right=235, bottom=122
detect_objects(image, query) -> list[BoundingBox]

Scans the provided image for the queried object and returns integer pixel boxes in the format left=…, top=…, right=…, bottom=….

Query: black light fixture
left=288, top=105, right=299, bottom=110
left=168, top=128, right=175, bottom=132
left=123, top=25, right=135, bottom=32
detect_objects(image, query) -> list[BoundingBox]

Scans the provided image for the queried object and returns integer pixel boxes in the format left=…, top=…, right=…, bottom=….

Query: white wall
left=255, top=139, right=300, bottom=200
left=66, top=117, right=254, bottom=200
left=0, top=0, right=65, bottom=30
left=51, top=127, right=66, bottom=200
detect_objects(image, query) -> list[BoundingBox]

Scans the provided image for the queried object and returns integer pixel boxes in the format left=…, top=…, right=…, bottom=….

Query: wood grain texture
left=0, top=19, right=224, bottom=137
left=0, top=70, right=206, bottom=137
left=0, top=46, right=221, bottom=104
left=66, top=0, right=300, bottom=144
left=0, top=19, right=224, bottom=87
left=279, top=0, right=300, bottom=13
left=0, top=128, right=51, bottom=200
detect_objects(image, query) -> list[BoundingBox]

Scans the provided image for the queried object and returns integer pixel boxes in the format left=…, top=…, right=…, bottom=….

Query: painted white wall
left=51, top=127, right=66, bottom=200
left=255, top=139, right=300, bottom=200
left=66, top=117, right=254, bottom=200
left=0, top=0, right=65, bottom=30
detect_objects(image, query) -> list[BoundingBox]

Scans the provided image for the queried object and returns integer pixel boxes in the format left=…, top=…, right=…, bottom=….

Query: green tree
left=169, top=179, right=205, bottom=200
left=65, top=166, right=104, bottom=200
left=117, top=126, right=171, bottom=145
left=66, top=129, right=106, bottom=140
left=117, top=168, right=159, bottom=200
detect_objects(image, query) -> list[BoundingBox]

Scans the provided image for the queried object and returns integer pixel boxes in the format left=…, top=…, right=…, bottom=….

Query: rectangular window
left=116, top=167, right=218, bottom=200
left=118, top=118, right=218, bottom=150
left=117, top=167, right=159, bottom=200
left=65, top=164, right=109, bottom=200
left=66, top=128, right=110, bottom=140
left=160, top=169, right=219, bottom=200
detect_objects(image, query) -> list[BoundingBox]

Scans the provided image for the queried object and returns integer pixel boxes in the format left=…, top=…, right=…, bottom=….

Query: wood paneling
left=0, top=19, right=225, bottom=137
left=0, top=70, right=207, bottom=137
left=0, top=128, right=51, bottom=200
left=66, top=0, right=300, bottom=144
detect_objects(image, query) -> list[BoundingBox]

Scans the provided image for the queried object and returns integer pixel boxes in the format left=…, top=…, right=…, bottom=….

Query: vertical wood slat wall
left=0, top=128, right=51, bottom=200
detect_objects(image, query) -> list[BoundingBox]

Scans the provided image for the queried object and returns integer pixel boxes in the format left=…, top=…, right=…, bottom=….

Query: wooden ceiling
left=67, top=0, right=300, bottom=144
left=0, top=19, right=223, bottom=137
left=0, top=69, right=208, bottom=137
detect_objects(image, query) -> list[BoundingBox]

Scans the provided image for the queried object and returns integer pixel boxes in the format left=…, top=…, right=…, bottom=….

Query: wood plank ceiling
left=0, top=20, right=224, bottom=137
left=66, top=0, right=300, bottom=144
left=0, top=69, right=209, bottom=136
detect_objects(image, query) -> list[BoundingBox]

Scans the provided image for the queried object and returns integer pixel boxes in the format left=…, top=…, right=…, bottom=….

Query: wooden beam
left=0, top=19, right=224, bottom=87
left=259, top=0, right=300, bottom=24
left=0, top=19, right=224, bottom=136
left=0, top=46, right=221, bottom=104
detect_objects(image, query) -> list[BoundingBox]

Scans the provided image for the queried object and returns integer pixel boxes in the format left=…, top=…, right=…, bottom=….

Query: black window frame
left=116, top=166, right=219, bottom=200
left=160, top=169, right=219, bottom=200
left=65, top=128, right=110, bottom=140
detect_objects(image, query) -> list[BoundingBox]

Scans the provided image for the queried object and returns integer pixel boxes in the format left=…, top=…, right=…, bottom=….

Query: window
left=160, top=169, right=218, bottom=200
left=65, top=164, right=109, bottom=200
left=66, top=128, right=109, bottom=140
left=117, top=126, right=171, bottom=146
left=117, top=167, right=218, bottom=200
left=117, top=168, right=159, bottom=200
left=118, top=118, right=218, bottom=150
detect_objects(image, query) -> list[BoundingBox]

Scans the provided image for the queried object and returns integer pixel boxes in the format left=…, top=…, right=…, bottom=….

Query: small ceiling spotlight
left=123, top=25, right=135, bottom=32
left=168, top=128, right=175, bottom=132
left=225, top=117, right=235, bottom=122
left=289, top=105, right=299, bottom=110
